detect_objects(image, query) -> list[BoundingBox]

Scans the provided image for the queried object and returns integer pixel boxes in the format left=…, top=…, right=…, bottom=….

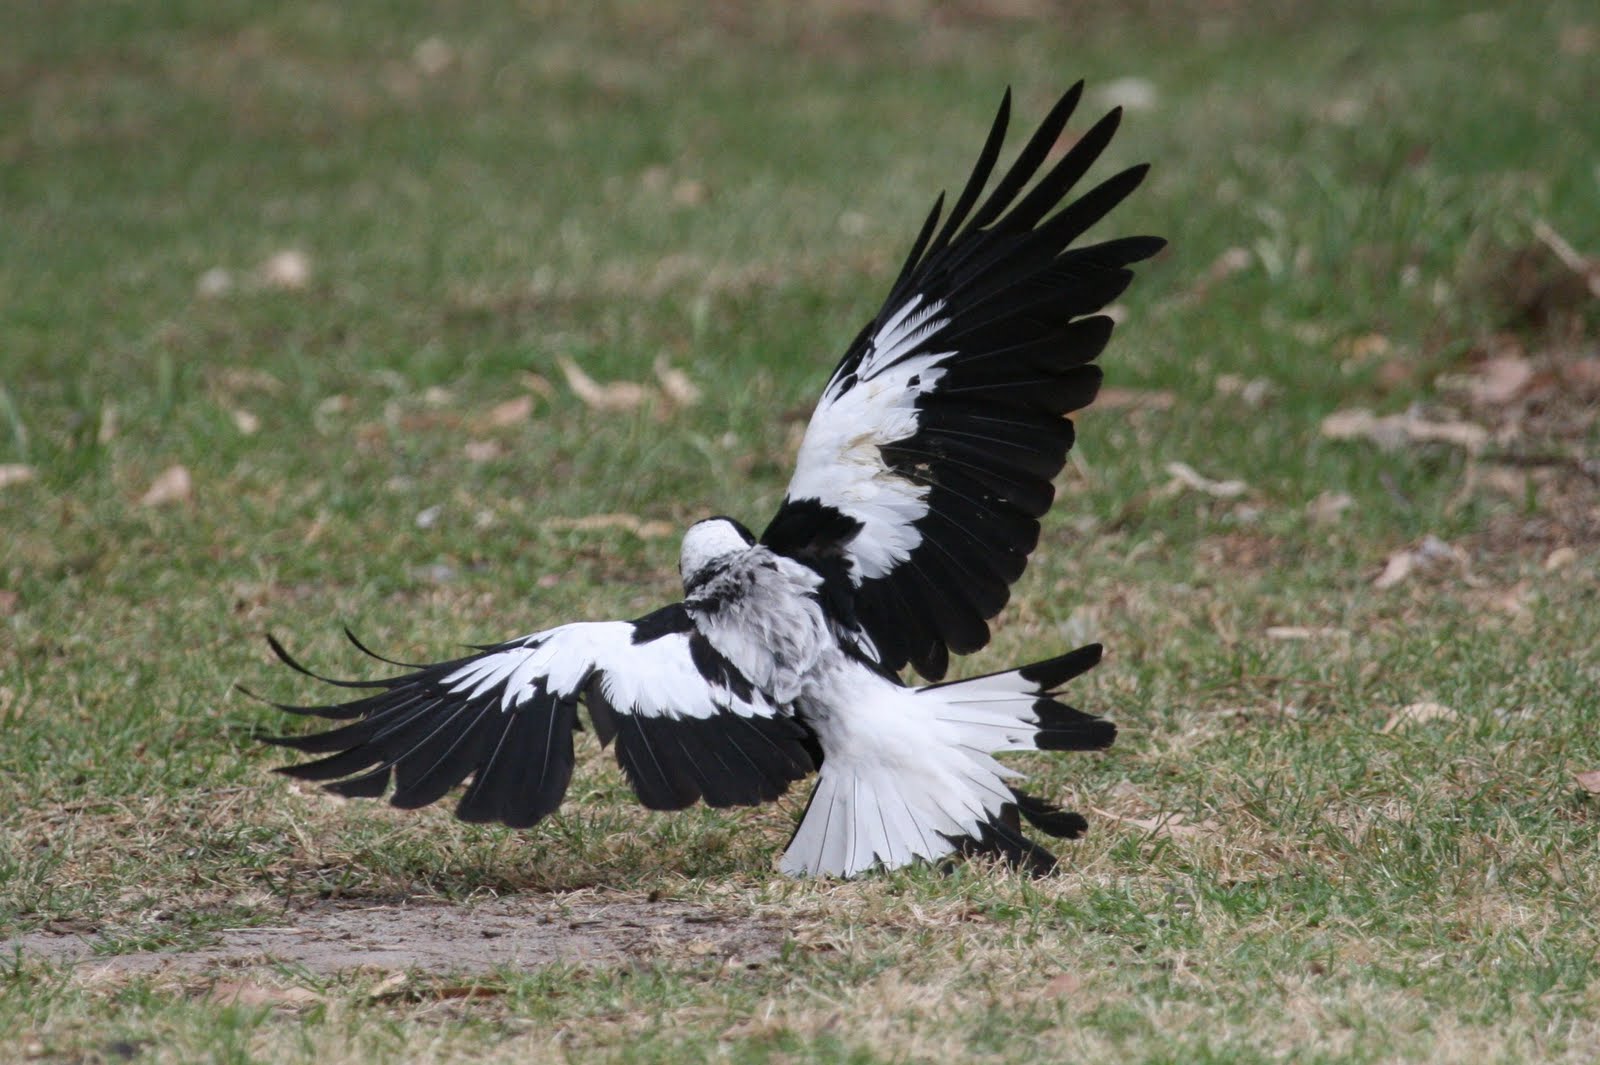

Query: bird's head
left=679, top=516, right=756, bottom=593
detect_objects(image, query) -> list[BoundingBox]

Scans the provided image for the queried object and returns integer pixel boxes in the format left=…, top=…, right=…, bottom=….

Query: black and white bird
left=260, top=84, right=1164, bottom=878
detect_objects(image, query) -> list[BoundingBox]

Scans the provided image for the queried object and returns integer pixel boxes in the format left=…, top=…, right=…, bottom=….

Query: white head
left=679, top=516, right=756, bottom=593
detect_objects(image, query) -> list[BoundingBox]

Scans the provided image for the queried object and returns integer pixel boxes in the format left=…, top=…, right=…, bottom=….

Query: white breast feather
left=689, top=551, right=829, bottom=705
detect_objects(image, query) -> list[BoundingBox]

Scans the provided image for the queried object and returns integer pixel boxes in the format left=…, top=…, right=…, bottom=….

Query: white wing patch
left=440, top=621, right=779, bottom=721
left=823, top=295, right=949, bottom=403
left=593, top=629, right=775, bottom=720
left=788, top=294, right=953, bottom=584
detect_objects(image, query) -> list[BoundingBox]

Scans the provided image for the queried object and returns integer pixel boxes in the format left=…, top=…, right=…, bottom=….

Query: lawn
left=3, top=1, right=1599, bottom=1062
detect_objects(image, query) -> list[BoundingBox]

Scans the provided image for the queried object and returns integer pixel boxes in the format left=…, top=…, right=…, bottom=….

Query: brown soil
left=4, top=895, right=788, bottom=977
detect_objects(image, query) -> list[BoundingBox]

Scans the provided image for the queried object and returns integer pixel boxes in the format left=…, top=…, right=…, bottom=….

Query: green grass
left=4, top=1, right=1600, bottom=1062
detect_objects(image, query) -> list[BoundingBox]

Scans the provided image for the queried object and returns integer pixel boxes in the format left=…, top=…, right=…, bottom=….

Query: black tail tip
left=1013, top=789, right=1091, bottom=839
left=947, top=801, right=1078, bottom=877
left=1019, top=644, right=1104, bottom=692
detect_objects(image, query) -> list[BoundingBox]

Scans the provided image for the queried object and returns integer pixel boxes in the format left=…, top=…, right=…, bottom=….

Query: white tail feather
left=780, top=661, right=1067, bottom=878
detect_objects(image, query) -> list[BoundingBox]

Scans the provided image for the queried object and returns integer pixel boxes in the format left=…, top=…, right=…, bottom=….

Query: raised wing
left=761, top=84, right=1165, bottom=680
left=260, top=605, right=815, bottom=828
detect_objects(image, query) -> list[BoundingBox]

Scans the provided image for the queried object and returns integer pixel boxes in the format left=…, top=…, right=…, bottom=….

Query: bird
left=258, top=82, right=1165, bottom=878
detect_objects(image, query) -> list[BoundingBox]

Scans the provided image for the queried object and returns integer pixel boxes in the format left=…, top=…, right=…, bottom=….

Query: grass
left=3, top=0, right=1600, bottom=1061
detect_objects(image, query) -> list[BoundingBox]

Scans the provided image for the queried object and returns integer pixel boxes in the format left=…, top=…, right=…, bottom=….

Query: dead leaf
left=653, top=357, right=701, bottom=407
left=1320, top=408, right=1488, bottom=454
left=1177, top=246, right=1252, bottom=305
left=1092, top=809, right=1218, bottom=838
left=1573, top=770, right=1600, bottom=794
left=1306, top=490, right=1355, bottom=525
left=1532, top=218, right=1600, bottom=300
left=1482, top=466, right=1529, bottom=500
left=640, top=165, right=670, bottom=193
left=1544, top=546, right=1577, bottom=571
left=1215, top=374, right=1274, bottom=407
left=1095, top=76, right=1158, bottom=112
left=413, top=36, right=454, bottom=76
left=1265, top=626, right=1348, bottom=640
left=0, top=589, right=18, bottom=616
left=485, top=395, right=533, bottom=428
left=1379, top=701, right=1457, bottom=734
left=542, top=513, right=674, bottom=539
left=1374, top=535, right=1464, bottom=589
left=1203, top=246, right=1253, bottom=283
left=260, top=249, right=312, bottom=290
left=463, top=440, right=503, bottom=462
left=521, top=372, right=556, bottom=399
left=210, top=980, right=322, bottom=1007
left=544, top=513, right=639, bottom=533
left=196, top=267, right=233, bottom=298
left=1468, top=356, right=1534, bottom=406
left=1482, top=582, right=1530, bottom=617
left=139, top=465, right=193, bottom=506
left=0, top=464, right=36, bottom=490
left=557, top=357, right=649, bottom=412
left=1319, top=408, right=1393, bottom=447
left=430, top=984, right=506, bottom=1001
left=216, top=368, right=284, bottom=395
left=1373, top=550, right=1414, bottom=589
left=365, top=970, right=410, bottom=1002
left=1163, top=461, right=1249, bottom=499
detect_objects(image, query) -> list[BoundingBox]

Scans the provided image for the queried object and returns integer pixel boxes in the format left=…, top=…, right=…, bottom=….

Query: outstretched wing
left=260, top=605, right=815, bottom=828
left=761, top=84, right=1165, bottom=680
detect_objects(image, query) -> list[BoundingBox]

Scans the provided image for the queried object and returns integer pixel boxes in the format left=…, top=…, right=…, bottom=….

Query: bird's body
left=260, top=83, right=1164, bottom=878
left=675, top=517, right=1112, bottom=876
left=680, top=519, right=845, bottom=707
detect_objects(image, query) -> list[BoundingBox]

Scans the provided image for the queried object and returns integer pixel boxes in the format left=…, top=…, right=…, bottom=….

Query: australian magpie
left=260, top=83, right=1164, bottom=878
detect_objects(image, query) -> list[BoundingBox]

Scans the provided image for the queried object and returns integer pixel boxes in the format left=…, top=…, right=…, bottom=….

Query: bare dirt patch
left=4, top=894, right=788, bottom=977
